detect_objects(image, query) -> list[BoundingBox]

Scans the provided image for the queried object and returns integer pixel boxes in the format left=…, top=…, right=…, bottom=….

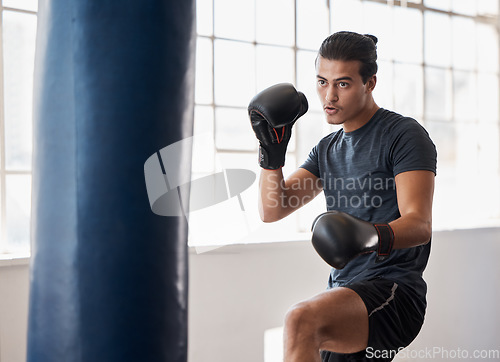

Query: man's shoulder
left=376, top=109, right=430, bottom=139
left=315, top=128, right=343, bottom=147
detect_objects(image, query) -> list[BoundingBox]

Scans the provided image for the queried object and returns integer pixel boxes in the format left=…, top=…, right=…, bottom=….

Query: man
left=248, top=31, right=437, bottom=361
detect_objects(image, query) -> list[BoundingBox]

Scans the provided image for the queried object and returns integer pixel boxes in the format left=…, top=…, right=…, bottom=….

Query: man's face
left=316, top=57, right=376, bottom=132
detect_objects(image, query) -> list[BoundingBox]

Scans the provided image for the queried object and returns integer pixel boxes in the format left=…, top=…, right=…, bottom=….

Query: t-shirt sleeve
left=300, top=144, right=321, bottom=178
left=389, top=118, right=437, bottom=176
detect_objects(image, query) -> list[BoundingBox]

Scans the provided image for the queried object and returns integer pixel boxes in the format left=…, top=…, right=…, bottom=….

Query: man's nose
left=325, top=86, right=338, bottom=103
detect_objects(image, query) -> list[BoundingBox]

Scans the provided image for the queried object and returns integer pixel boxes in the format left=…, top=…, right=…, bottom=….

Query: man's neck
left=342, top=102, right=380, bottom=133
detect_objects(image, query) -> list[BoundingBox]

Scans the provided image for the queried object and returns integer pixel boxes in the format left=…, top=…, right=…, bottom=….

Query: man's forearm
left=259, top=167, right=322, bottom=223
left=259, top=169, right=287, bottom=222
left=389, top=213, right=432, bottom=249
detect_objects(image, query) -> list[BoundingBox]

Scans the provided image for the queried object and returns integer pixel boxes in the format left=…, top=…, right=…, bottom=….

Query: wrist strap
left=373, top=224, right=394, bottom=262
left=258, top=143, right=286, bottom=170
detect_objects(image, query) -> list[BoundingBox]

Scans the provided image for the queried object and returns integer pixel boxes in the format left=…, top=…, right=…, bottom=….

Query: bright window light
left=264, top=326, right=284, bottom=362
left=1, top=0, right=500, bottom=254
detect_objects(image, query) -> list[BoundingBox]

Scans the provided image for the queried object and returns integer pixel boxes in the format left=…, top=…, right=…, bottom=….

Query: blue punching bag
left=27, top=0, right=195, bottom=361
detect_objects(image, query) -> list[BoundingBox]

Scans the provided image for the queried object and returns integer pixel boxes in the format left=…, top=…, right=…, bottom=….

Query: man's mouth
left=324, top=105, right=339, bottom=115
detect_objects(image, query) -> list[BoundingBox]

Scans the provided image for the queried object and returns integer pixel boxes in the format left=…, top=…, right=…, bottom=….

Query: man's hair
left=317, top=31, right=378, bottom=84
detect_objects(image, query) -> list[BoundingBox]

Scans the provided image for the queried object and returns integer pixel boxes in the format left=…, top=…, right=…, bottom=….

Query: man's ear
left=366, top=75, right=377, bottom=93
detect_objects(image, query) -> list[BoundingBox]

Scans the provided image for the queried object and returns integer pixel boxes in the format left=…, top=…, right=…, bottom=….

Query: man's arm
left=310, top=169, right=435, bottom=269
left=259, top=168, right=323, bottom=223
left=247, top=83, right=318, bottom=222
left=389, top=169, right=435, bottom=249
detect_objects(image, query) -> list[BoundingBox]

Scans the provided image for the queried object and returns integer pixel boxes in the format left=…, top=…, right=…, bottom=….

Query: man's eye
left=338, top=82, right=348, bottom=88
left=318, top=80, right=326, bottom=86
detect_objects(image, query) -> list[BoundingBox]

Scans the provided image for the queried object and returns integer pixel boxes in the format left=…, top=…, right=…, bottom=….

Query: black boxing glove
left=248, top=83, right=308, bottom=170
left=311, top=211, right=394, bottom=269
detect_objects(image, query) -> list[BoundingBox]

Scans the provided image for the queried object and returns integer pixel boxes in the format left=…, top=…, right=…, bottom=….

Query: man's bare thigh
left=302, top=287, right=369, bottom=354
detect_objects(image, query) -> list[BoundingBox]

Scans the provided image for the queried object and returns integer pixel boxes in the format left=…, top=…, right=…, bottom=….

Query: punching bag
left=27, top=0, right=195, bottom=361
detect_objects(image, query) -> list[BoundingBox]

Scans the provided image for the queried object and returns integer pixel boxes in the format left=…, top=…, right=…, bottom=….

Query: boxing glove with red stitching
left=311, top=211, right=394, bottom=269
left=248, top=83, right=308, bottom=170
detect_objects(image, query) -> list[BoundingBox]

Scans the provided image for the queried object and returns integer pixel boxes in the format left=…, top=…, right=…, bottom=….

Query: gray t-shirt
left=301, top=108, right=437, bottom=293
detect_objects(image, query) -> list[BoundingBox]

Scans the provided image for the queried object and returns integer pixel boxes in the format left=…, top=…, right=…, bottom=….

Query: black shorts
left=320, top=277, right=426, bottom=362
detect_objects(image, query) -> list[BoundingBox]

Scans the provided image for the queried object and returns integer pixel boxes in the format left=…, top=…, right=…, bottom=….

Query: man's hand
left=248, top=83, right=308, bottom=170
left=311, top=211, right=394, bottom=269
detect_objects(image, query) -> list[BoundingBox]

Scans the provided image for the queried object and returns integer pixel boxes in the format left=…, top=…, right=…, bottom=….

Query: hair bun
left=364, top=34, right=378, bottom=44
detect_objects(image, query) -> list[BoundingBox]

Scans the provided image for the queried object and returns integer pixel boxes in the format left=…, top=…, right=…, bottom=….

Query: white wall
left=403, top=227, right=500, bottom=361
left=0, top=259, right=30, bottom=362
left=1, top=228, right=499, bottom=362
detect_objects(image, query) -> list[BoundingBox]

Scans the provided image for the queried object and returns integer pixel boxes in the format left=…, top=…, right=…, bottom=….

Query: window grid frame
left=196, top=0, right=500, bottom=156
left=1, top=0, right=500, bottom=252
left=0, top=5, right=37, bottom=254
left=195, top=0, right=333, bottom=160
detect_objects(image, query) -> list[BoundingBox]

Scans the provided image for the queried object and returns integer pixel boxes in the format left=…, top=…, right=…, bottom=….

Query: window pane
left=477, top=123, right=500, bottom=174
left=3, top=0, right=37, bottom=11
left=425, top=67, right=452, bottom=122
left=363, top=2, right=393, bottom=62
left=374, top=60, right=394, bottom=110
left=296, top=50, right=321, bottom=112
left=393, top=6, right=422, bottom=63
left=477, top=0, right=499, bottom=16
left=477, top=23, right=499, bottom=73
left=214, top=0, right=254, bottom=42
left=452, top=16, right=476, bottom=70
left=394, top=64, right=423, bottom=120
left=215, top=107, right=256, bottom=151
left=195, top=37, right=213, bottom=105
left=256, top=0, right=294, bottom=46
left=192, top=106, right=215, bottom=174
left=3, top=10, right=37, bottom=171
left=455, top=123, right=479, bottom=184
left=196, top=0, right=213, bottom=36
left=296, top=111, right=326, bottom=164
left=424, top=11, right=451, bottom=67
left=453, top=70, right=477, bottom=122
left=474, top=172, right=500, bottom=224
left=331, top=0, right=363, bottom=34
left=427, top=121, right=457, bottom=230
left=296, top=0, right=329, bottom=50
left=256, top=45, right=295, bottom=92
left=455, top=123, right=481, bottom=223
left=477, top=72, right=499, bottom=122
left=426, top=121, right=456, bottom=176
left=5, top=175, right=31, bottom=252
left=452, top=0, right=477, bottom=16
left=424, top=0, right=451, bottom=11
left=214, top=40, right=255, bottom=107
left=188, top=152, right=260, bottom=247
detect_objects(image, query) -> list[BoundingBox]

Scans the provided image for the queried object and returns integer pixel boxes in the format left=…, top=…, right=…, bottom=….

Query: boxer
left=249, top=31, right=436, bottom=362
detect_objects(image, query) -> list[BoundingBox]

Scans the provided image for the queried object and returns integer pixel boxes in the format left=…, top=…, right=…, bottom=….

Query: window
left=0, top=2, right=37, bottom=256
left=1, top=0, right=499, bottom=255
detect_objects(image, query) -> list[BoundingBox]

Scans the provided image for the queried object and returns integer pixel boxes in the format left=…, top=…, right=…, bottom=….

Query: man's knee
left=283, top=288, right=370, bottom=357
